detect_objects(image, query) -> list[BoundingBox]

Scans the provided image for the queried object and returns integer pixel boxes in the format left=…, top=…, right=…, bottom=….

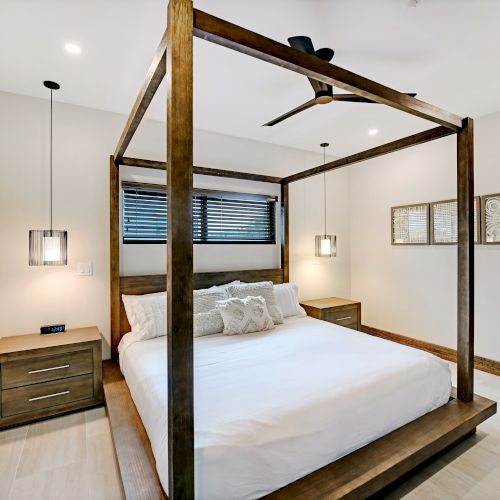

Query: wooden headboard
left=114, top=268, right=284, bottom=355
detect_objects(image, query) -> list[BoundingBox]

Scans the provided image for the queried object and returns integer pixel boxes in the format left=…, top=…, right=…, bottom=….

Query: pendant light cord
left=50, top=88, right=53, bottom=232
left=323, top=147, right=327, bottom=236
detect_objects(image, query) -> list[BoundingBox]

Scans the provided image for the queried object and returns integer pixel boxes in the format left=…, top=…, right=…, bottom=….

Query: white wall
left=0, top=91, right=350, bottom=358
left=290, top=170, right=351, bottom=300
left=350, top=110, right=500, bottom=361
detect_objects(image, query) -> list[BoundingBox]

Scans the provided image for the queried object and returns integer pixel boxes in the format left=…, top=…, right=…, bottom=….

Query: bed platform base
left=103, top=360, right=496, bottom=500
left=103, top=360, right=166, bottom=500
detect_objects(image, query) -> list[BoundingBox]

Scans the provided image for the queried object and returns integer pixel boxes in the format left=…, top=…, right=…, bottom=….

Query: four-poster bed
left=103, top=1, right=496, bottom=498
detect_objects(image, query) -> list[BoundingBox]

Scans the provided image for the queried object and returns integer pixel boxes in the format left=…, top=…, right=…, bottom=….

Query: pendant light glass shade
left=315, top=234, right=336, bottom=257
left=29, top=81, right=67, bottom=266
left=29, top=230, right=67, bottom=265
left=315, top=143, right=336, bottom=258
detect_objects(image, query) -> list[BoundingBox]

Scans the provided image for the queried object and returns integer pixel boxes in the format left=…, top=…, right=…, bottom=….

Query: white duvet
left=119, top=316, right=451, bottom=500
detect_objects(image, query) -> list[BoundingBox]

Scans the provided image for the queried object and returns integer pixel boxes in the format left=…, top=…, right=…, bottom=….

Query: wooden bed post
left=457, top=117, right=474, bottom=402
left=109, top=155, right=120, bottom=360
left=166, top=0, right=194, bottom=498
left=281, top=183, right=289, bottom=282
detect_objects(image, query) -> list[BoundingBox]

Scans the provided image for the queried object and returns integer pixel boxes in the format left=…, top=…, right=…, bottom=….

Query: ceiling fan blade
left=287, top=36, right=315, bottom=54
left=331, top=92, right=417, bottom=103
left=312, top=48, right=334, bottom=94
left=262, top=99, right=318, bottom=127
left=288, top=36, right=323, bottom=93
left=315, top=47, right=334, bottom=62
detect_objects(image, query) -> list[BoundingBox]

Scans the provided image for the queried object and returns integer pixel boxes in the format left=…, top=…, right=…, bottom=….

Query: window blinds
left=122, top=182, right=276, bottom=244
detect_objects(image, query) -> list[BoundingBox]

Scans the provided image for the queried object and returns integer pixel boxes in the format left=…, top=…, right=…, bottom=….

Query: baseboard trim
left=361, top=325, right=500, bottom=377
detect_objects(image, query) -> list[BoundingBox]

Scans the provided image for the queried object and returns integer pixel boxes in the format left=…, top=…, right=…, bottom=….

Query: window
left=122, top=182, right=276, bottom=244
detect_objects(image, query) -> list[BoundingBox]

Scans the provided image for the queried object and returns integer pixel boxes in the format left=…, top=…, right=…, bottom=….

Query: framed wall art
left=391, top=203, right=430, bottom=245
left=482, top=193, right=500, bottom=244
left=430, top=197, right=480, bottom=244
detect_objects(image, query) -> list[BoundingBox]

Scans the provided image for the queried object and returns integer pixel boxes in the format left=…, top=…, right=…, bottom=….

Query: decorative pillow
left=227, top=281, right=284, bottom=324
left=193, top=288, right=229, bottom=337
left=210, top=280, right=242, bottom=291
left=273, top=283, right=307, bottom=318
left=216, top=296, right=274, bottom=335
left=122, top=292, right=167, bottom=341
left=193, top=310, right=224, bottom=338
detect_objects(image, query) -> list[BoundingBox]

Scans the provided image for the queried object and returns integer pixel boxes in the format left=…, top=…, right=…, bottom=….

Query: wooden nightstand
left=300, top=297, right=361, bottom=331
left=0, top=326, right=103, bottom=429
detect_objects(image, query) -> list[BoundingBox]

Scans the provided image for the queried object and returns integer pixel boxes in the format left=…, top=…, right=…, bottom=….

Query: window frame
left=121, top=181, right=278, bottom=245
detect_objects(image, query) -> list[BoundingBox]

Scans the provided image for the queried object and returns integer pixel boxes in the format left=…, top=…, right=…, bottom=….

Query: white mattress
left=119, top=316, right=451, bottom=499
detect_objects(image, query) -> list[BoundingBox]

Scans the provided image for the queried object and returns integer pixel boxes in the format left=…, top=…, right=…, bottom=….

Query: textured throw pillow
left=210, top=280, right=242, bottom=291
left=227, top=281, right=284, bottom=324
left=122, top=292, right=167, bottom=341
left=273, top=283, right=307, bottom=318
left=216, top=296, right=274, bottom=335
left=193, top=288, right=229, bottom=337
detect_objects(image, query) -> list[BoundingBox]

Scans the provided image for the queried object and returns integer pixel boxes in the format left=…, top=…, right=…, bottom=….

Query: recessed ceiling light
left=64, top=43, right=81, bottom=55
left=368, top=128, right=378, bottom=136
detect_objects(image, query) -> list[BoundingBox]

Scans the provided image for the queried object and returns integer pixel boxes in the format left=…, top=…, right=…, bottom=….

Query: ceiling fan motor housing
left=315, top=89, right=334, bottom=104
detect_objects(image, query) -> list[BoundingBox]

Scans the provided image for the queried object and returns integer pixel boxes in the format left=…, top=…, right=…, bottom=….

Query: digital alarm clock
left=40, top=324, right=65, bottom=335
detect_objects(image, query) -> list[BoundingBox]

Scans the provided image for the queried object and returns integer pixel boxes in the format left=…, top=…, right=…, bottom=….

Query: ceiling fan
left=263, top=36, right=417, bottom=126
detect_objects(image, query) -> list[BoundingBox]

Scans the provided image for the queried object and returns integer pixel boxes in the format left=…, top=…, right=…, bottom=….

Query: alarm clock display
left=40, top=324, right=66, bottom=335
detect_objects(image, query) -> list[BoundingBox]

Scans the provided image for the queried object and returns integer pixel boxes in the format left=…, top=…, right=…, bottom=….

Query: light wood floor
left=0, top=407, right=123, bottom=500
left=1, top=362, right=498, bottom=500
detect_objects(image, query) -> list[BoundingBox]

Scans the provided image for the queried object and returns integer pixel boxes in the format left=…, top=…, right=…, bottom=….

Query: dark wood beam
left=193, top=10, right=462, bottom=130
left=457, top=117, right=474, bottom=402
left=194, top=165, right=281, bottom=183
left=109, top=156, right=120, bottom=360
left=120, top=156, right=282, bottom=183
left=281, top=183, right=289, bottom=282
left=114, top=31, right=167, bottom=162
left=281, top=126, right=455, bottom=185
left=166, top=0, right=194, bottom=497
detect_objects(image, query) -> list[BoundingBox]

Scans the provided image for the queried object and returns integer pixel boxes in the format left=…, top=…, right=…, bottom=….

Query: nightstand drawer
left=337, top=320, right=358, bottom=330
left=324, top=306, right=359, bottom=324
left=2, top=373, right=94, bottom=417
left=1, top=349, right=93, bottom=389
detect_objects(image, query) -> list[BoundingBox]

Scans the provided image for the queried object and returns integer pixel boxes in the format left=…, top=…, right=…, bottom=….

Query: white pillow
left=122, top=292, right=167, bottom=341
left=194, top=288, right=229, bottom=313
left=193, top=288, right=229, bottom=337
left=216, top=296, right=274, bottom=335
left=210, top=280, right=241, bottom=291
left=193, top=311, right=224, bottom=338
left=227, top=281, right=283, bottom=324
left=273, top=283, right=307, bottom=318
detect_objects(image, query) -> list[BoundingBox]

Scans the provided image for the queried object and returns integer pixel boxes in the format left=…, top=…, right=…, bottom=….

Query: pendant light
left=29, top=81, right=67, bottom=266
left=315, top=143, right=336, bottom=257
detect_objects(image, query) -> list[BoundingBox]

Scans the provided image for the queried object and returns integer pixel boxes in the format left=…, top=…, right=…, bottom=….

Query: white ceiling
left=2, top=0, right=500, bottom=159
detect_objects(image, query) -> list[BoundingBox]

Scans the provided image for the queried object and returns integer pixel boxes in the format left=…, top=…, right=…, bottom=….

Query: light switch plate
left=77, top=262, right=93, bottom=276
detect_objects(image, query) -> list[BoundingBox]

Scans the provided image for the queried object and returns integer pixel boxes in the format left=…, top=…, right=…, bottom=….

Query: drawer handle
left=29, top=391, right=70, bottom=402
left=336, top=316, right=352, bottom=321
left=28, top=364, right=70, bottom=374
